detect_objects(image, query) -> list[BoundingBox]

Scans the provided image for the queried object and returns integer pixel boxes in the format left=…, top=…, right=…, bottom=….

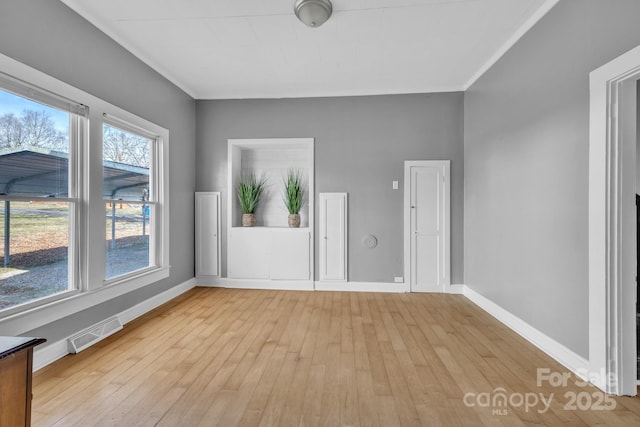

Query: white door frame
left=403, top=160, right=451, bottom=293
left=589, top=44, right=640, bottom=396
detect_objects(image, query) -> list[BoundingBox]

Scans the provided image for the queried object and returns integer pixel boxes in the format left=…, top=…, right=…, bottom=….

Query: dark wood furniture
left=0, top=337, right=46, bottom=427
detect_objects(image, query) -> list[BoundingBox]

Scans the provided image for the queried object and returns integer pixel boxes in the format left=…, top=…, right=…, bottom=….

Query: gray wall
left=196, top=93, right=464, bottom=283
left=464, top=0, right=640, bottom=358
left=0, top=0, right=196, bottom=344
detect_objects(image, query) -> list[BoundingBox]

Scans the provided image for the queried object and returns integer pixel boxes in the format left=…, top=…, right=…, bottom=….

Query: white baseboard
left=33, top=278, right=197, bottom=371
left=447, top=284, right=465, bottom=294
left=314, top=281, right=405, bottom=293
left=199, top=277, right=314, bottom=291
left=117, top=278, right=196, bottom=324
left=33, top=339, right=69, bottom=372
left=462, top=285, right=589, bottom=379
left=200, top=278, right=406, bottom=293
left=196, top=276, right=222, bottom=287
left=199, top=279, right=463, bottom=294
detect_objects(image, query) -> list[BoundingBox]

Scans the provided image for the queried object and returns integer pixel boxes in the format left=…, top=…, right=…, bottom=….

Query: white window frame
left=0, top=52, right=170, bottom=336
left=100, top=114, right=166, bottom=286
left=0, top=73, right=85, bottom=317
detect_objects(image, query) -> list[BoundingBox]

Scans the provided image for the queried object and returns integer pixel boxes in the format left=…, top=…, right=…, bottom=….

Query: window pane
left=103, top=124, right=151, bottom=202
left=0, top=90, right=70, bottom=197
left=0, top=201, right=70, bottom=310
left=105, top=202, right=151, bottom=279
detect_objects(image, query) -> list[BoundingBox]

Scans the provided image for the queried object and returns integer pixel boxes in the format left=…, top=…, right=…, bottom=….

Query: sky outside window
left=0, top=90, right=69, bottom=134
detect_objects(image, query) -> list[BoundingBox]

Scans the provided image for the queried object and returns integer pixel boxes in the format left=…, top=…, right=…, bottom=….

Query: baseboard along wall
left=461, top=286, right=590, bottom=382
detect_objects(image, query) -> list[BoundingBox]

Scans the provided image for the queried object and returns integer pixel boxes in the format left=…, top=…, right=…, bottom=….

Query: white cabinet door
left=195, top=192, right=220, bottom=277
left=319, top=193, right=347, bottom=281
left=270, top=231, right=310, bottom=280
left=227, top=228, right=270, bottom=279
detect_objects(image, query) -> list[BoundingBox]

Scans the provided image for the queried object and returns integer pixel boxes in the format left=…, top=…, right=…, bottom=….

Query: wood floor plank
left=235, top=344, right=288, bottom=427
left=299, top=292, right=324, bottom=360
left=376, top=395, right=403, bottom=426
left=34, top=291, right=206, bottom=403
left=309, top=291, right=333, bottom=366
left=355, top=367, right=380, bottom=427
left=30, top=289, right=640, bottom=427
left=278, top=356, right=313, bottom=427
left=362, top=321, right=392, bottom=396
left=317, top=342, right=342, bottom=426
left=215, top=306, right=296, bottom=426
left=257, top=350, right=299, bottom=427
left=381, top=349, right=423, bottom=427
left=299, top=363, right=325, bottom=426
left=339, top=350, right=360, bottom=427
left=153, top=291, right=267, bottom=426
left=86, top=347, right=195, bottom=427
left=351, top=306, right=371, bottom=372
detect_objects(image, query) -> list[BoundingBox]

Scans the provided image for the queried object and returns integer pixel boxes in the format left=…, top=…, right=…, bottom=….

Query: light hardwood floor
left=32, top=288, right=640, bottom=426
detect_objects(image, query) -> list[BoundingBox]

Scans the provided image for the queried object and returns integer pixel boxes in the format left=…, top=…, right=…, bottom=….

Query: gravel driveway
left=0, top=244, right=149, bottom=310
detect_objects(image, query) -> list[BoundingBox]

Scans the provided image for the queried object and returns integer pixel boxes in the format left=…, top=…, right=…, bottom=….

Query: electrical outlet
left=392, top=180, right=399, bottom=190
left=394, top=276, right=404, bottom=283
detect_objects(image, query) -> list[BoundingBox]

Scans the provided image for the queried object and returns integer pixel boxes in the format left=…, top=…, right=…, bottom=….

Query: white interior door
left=319, top=193, right=347, bottom=281
left=195, top=192, right=220, bottom=277
left=404, top=161, right=450, bottom=292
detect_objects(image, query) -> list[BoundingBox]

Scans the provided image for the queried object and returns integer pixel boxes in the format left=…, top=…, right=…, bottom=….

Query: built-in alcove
left=227, top=138, right=314, bottom=283
left=229, top=139, right=313, bottom=228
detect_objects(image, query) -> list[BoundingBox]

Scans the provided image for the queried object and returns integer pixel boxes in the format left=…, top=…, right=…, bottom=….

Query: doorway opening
left=588, top=44, right=640, bottom=396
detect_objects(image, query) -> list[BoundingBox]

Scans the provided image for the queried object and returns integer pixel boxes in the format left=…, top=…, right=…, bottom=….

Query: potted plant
left=283, top=169, right=305, bottom=228
left=237, top=172, right=267, bottom=226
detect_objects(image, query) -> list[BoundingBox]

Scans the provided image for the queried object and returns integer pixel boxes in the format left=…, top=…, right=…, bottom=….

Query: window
left=0, top=63, right=169, bottom=320
left=103, top=121, right=155, bottom=280
left=0, top=83, right=82, bottom=312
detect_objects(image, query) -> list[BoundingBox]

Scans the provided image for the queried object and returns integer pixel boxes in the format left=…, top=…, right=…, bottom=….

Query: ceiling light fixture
left=294, top=0, right=333, bottom=28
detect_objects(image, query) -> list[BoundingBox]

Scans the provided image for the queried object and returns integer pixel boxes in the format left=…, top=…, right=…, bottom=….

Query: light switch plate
left=392, top=180, right=399, bottom=190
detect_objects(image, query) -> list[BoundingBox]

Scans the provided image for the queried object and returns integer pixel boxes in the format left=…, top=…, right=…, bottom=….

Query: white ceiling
left=60, top=0, right=557, bottom=99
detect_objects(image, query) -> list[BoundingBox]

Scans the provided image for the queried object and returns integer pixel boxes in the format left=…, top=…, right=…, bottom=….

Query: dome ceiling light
left=294, top=0, right=333, bottom=28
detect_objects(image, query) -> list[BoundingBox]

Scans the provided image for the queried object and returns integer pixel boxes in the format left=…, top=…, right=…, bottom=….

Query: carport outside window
left=103, top=122, right=155, bottom=280
left=0, top=87, right=80, bottom=312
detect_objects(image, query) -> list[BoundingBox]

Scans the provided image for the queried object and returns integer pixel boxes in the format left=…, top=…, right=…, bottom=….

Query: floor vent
left=67, top=316, right=123, bottom=354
